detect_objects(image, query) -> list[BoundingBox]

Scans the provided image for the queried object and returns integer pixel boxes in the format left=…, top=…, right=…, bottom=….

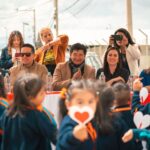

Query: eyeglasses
left=20, top=53, right=32, bottom=57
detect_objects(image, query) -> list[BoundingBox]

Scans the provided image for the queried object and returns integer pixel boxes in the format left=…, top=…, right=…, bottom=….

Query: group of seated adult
left=0, top=27, right=149, bottom=92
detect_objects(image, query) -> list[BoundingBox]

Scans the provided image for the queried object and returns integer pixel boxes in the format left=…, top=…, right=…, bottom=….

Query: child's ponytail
left=7, top=74, right=45, bottom=117
left=59, top=88, right=68, bottom=123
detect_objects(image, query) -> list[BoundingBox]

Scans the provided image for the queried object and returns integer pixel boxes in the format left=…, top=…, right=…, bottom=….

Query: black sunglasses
left=21, top=53, right=32, bottom=57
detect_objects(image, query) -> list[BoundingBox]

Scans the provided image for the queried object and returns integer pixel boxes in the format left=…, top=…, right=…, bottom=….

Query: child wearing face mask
left=56, top=80, right=98, bottom=150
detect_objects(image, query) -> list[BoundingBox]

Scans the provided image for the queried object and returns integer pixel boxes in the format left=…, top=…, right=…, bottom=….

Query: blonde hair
left=39, top=27, right=53, bottom=43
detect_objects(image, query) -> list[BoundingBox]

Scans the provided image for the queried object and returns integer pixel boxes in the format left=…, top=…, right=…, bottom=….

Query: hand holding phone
left=15, top=53, right=21, bottom=57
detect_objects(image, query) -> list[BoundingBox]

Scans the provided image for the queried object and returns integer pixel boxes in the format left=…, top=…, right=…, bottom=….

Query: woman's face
left=116, top=32, right=128, bottom=47
left=41, top=29, right=53, bottom=44
left=107, top=49, right=119, bottom=66
left=12, top=35, right=21, bottom=48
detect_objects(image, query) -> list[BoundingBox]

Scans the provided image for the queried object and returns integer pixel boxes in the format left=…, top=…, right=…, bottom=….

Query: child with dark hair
left=56, top=80, right=98, bottom=150
left=139, top=67, right=150, bottom=94
left=0, top=73, right=57, bottom=150
left=0, top=72, right=8, bottom=145
left=130, top=78, right=150, bottom=150
left=0, top=72, right=8, bottom=115
left=96, top=81, right=141, bottom=150
left=112, top=82, right=142, bottom=149
left=112, top=82, right=134, bottom=127
left=131, top=78, right=150, bottom=115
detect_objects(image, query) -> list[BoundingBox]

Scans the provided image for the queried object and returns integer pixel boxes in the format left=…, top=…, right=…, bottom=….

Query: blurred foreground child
left=0, top=73, right=57, bottom=150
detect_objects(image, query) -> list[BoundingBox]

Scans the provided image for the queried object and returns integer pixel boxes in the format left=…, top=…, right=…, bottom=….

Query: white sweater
left=126, top=44, right=141, bottom=76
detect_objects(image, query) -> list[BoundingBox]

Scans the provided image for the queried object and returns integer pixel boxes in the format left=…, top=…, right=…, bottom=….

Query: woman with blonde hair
left=35, top=27, right=68, bottom=75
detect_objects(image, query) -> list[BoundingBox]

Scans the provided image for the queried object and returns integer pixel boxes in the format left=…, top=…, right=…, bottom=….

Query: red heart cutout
left=74, top=112, right=89, bottom=123
left=141, top=94, right=150, bottom=105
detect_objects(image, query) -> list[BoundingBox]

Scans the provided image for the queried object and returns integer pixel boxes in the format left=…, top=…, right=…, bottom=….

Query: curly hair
left=8, top=30, right=24, bottom=55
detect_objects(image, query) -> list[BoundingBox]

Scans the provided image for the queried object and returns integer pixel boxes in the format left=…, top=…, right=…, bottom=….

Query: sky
left=0, top=0, right=150, bottom=48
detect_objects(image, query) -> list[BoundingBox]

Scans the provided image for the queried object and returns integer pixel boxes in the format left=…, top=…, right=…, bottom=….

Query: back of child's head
left=113, top=82, right=130, bottom=106
left=59, top=80, right=98, bottom=122
left=7, top=73, right=45, bottom=117
left=95, top=81, right=116, bottom=134
left=0, top=72, right=6, bottom=98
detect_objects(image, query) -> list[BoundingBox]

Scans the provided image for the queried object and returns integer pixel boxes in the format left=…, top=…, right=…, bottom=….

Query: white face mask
left=68, top=106, right=94, bottom=125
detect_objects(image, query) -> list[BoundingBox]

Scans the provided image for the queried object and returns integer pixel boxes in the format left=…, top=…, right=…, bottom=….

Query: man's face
left=21, top=47, right=34, bottom=66
left=70, top=50, right=86, bottom=65
left=41, top=29, right=53, bottom=44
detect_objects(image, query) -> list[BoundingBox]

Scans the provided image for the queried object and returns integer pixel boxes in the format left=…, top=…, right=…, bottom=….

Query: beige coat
left=10, top=61, right=48, bottom=86
left=52, top=61, right=96, bottom=91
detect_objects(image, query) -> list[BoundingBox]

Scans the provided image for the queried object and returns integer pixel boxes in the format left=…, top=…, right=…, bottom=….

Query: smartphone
left=15, top=53, right=21, bottom=57
left=112, top=35, right=123, bottom=41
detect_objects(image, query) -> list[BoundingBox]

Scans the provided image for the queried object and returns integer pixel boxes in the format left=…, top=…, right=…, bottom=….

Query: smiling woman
left=96, top=46, right=129, bottom=86
left=110, top=28, right=141, bottom=76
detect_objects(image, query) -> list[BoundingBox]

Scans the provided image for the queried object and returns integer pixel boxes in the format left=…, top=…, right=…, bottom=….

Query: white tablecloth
left=42, top=92, right=61, bottom=150
left=43, top=92, right=60, bottom=126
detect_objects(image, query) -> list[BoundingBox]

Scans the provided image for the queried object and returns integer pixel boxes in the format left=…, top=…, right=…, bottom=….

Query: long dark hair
left=113, top=82, right=130, bottom=106
left=95, top=81, right=116, bottom=134
left=0, top=72, right=7, bottom=98
left=7, top=74, right=45, bottom=117
left=103, top=46, right=122, bottom=76
left=59, top=80, right=98, bottom=122
left=114, top=28, right=135, bottom=48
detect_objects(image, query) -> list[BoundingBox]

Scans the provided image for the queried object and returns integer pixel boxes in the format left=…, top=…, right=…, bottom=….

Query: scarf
left=69, top=59, right=85, bottom=77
